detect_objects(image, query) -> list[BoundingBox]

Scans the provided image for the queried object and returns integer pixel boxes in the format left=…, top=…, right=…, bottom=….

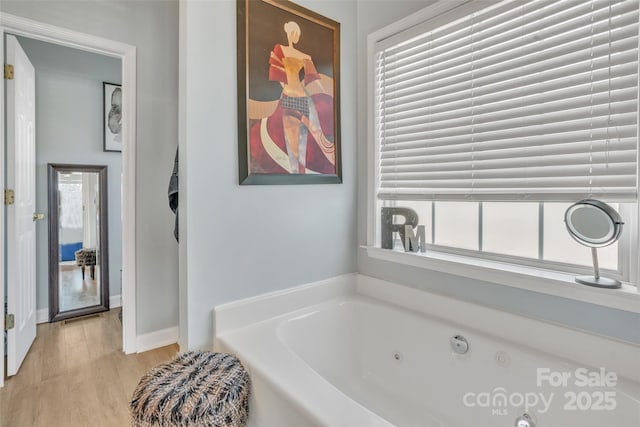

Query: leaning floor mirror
left=48, top=164, right=109, bottom=321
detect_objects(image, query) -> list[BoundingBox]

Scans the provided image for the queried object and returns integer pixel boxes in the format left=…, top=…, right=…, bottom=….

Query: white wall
left=60, top=228, right=83, bottom=245
left=356, top=1, right=640, bottom=344
left=17, top=36, right=123, bottom=309
left=2, top=0, right=179, bottom=335
left=180, top=0, right=358, bottom=349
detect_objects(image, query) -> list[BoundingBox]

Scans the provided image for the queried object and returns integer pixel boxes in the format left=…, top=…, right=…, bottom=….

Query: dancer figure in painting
left=249, top=21, right=335, bottom=175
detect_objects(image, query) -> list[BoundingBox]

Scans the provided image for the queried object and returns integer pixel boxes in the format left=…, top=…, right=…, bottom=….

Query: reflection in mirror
left=48, top=164, right=109, bottom=321
left=564, top=199, right=623, bottom=289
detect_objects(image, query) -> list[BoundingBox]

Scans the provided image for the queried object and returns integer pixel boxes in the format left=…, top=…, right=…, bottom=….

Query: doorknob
left=32, top=213, right=45, bottom=221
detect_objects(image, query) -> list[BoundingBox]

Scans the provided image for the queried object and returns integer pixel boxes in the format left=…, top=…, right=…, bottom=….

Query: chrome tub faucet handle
left=515, top=413, right=536, bottom=427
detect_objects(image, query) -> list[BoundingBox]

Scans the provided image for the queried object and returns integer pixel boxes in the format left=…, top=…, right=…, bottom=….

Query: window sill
left=364, top=246, right=640, bottom=314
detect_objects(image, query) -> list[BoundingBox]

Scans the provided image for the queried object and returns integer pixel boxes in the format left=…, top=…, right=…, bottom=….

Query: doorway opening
left=1, top=14, right=138, bottom=386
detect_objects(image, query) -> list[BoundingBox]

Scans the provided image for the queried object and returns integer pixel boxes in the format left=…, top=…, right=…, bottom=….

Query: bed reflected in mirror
left=48, top=164, right=109, bottom=321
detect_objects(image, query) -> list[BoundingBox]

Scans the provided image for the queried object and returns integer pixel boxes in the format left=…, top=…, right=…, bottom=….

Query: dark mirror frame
left=48, top=163, right=110, bottom=322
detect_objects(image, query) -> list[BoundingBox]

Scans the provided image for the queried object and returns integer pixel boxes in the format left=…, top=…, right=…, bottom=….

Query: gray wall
left=356, top=1, right=640, bottom=344
left=9, top=0, right=635, bottom=346
left=17, top=36, right=123, bottom=309
left=179, top=0, right=358, bottom=349
left=60, top=227, right=83, bottom=245
left=2, top=0, right=179, bottom=335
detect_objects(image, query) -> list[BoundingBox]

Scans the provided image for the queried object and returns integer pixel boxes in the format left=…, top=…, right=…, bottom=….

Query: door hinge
left=4, top=189, right=15, bottom=205
left=5, top=313, right=15, bottom=330
left=4, top=64, right=14, bottom=80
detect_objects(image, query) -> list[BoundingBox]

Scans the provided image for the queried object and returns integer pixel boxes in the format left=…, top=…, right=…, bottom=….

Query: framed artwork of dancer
left=237, top=0, right=341, bottom=185
left=103, top=82, right=122, bottom=153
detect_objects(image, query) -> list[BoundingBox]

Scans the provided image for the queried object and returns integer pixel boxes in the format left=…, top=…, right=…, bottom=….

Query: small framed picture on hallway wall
left=237, top=0, right=342, bottom=185
left=103, top=82, right=122, bottom=153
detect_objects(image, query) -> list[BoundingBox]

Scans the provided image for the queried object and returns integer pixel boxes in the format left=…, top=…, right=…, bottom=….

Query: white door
left=6, top=35, right=36, bottom=376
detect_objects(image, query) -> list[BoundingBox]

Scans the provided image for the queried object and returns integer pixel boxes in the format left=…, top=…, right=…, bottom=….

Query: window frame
left=365, top=0, right=640, bottom=307
left=381, top=200, right=631, bottom=283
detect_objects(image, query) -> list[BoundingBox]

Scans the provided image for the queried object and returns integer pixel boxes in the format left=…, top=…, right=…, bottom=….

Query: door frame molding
left=0, top=14, right=138, bottom=386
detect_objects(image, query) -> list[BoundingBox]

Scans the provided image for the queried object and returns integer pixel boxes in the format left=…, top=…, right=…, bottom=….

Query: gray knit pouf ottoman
left=130, top=351, right=250, bottom=427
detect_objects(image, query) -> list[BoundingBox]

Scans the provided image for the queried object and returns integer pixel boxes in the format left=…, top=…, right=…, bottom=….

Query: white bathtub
left=214, top=274, right=640, bottom=427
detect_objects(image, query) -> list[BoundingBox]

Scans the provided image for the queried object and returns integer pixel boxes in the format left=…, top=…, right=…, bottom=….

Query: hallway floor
left=0, top=308, right=178, bottom=427
left=59, top=265, right=100, bottom=312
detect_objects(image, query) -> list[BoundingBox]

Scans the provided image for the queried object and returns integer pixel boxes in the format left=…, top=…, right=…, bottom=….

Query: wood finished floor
left=0, top=308, right=179, bottom=427
left=59, top=265, right=100, bottom=312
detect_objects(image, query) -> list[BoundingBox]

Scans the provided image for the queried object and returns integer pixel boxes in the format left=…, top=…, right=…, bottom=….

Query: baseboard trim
left=36, top=294, right=122, bottom=324
left=136, top=326, right=179, bottom=353
left=36, top=308, right=49, bottom=324
left=110, top=294, right=122, bottom=308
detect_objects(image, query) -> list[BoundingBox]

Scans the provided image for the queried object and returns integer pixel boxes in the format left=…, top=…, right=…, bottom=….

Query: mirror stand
left=565, top=199, right=623, bottom=290
left=575, top=247, right=621, bottom=289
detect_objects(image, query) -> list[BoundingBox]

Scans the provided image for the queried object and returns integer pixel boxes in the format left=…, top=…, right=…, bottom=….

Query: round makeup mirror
left=564, top=199, right=623, bottom=289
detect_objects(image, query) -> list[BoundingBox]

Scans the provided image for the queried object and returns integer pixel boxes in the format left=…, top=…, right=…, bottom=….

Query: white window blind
left=375, top=0, right=639, bottom=202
